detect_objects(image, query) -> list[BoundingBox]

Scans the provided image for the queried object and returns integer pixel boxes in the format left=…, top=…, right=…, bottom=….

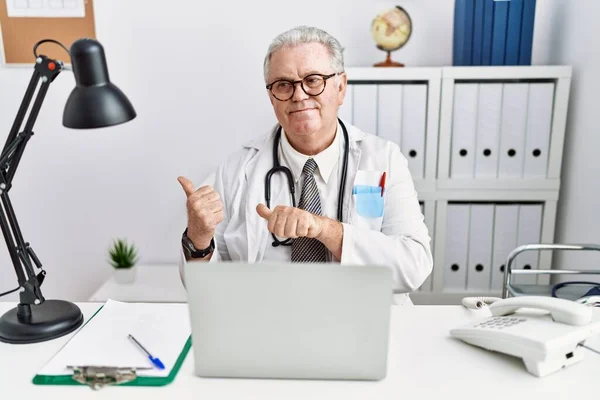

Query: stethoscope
left=265, top=118, right=350, bottom=247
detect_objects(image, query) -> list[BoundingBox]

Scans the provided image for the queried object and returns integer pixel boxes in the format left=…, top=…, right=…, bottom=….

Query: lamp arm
left=0, top=56, right=63, bottom=306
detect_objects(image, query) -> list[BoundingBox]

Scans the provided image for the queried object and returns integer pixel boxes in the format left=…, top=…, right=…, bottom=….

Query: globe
left=371, top=6, right=412, bottom=67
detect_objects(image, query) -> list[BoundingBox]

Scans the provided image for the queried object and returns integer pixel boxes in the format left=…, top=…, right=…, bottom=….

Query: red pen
left=379, top=172, right=386, bottom=197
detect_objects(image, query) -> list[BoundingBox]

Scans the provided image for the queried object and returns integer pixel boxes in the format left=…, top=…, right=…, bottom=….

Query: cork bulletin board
left=0, top=0, right=96, bottom=65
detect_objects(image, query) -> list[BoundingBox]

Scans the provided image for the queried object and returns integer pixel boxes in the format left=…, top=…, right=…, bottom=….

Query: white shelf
left=436, top=178, right=560, bottom=191
left=344, top=66, right=571, bottom=302
left=441, top=65, right=572, bottom=79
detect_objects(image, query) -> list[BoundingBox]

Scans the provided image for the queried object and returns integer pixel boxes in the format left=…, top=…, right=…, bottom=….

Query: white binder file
left=339, top=84, right=354, bottom=124
left=443, top=204, right=470, bottom=290
left=352, top=84, right=378, bottom=135
left=466, top=204, right=494, bottom=291
left=474, top=84, right=502, bottom=178
left=514, top=204, right=543, bottom=286
left=524, top=83, right=554, bottom=178
left=490, top=205, right=519, bottom=291
left=402, top=84, right=427, bottom=180
left=451, top=84, right=478, bottom=178
left=377, top=84, right=403, bottom=144
left=498, top=84, right=529, bottom=178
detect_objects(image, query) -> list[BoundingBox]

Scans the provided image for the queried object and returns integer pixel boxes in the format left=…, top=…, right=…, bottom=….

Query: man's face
left=266, top=43, right=347, bottom=140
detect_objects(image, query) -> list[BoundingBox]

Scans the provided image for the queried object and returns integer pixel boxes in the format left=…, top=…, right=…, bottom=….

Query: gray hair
left=263, top=26, right=345, bottom=83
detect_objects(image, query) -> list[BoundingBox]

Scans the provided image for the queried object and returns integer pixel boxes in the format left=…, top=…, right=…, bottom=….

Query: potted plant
left=108, top=238, right=139, bottom=284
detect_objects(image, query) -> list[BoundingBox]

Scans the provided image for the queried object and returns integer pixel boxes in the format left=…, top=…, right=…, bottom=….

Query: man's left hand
left=256, top=204, right=323, bottom=239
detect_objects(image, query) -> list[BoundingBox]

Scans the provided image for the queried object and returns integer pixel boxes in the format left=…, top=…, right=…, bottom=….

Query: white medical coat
left=180, top=121, right=433, bottom=305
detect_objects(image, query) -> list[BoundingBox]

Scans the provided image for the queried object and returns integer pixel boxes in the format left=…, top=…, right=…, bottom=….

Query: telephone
left=450, top=296, right=600, bottom=377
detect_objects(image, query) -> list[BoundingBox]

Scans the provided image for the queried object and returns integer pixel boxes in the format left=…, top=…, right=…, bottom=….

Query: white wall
left=0, top=0, right=582, bottom=301
left=545, top=1, right=600, bottom=277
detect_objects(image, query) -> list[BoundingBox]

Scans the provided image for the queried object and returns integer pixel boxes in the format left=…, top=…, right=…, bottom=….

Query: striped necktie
left=291, top=158, right=327, bottom=262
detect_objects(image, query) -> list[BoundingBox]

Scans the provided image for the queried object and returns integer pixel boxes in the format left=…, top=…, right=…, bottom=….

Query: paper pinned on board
left=6, top=0, right=85, bottom=18
left=37, top=299, right=191, bottom=378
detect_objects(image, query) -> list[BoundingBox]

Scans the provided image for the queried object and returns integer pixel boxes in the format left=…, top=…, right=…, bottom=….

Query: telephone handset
left=451, top=296, right=600, bottom=377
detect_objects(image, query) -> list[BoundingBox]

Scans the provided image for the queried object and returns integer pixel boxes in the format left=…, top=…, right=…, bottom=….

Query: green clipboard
left=32, top=304, right=192, bottom=389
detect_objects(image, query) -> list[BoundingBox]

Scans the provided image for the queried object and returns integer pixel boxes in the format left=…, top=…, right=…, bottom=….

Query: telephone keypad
left=475, top=317, right=526, bottom=329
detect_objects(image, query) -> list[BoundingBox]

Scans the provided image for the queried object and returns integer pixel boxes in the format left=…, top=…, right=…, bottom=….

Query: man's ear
left=337, top=73, right=348, bottom=106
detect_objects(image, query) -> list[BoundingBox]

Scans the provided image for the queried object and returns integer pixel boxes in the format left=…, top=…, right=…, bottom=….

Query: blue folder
left=472, top=0, right=486, bottom=65
left=505, top=0, right=524, bottom=65
left=519, top=0, right=537, bottom=65
left=453, top=0, right=466, bottom=65
left=490, top=0, right=509, bottom=65
left=481, top=0, right=495, bottom=65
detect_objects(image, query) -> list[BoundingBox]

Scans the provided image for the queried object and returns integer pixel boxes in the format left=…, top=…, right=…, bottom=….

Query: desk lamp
left=0, top=38, right=136, bottom=344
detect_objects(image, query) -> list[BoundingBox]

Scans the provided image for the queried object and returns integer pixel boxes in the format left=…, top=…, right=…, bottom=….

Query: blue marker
left=128, top=334, right=165, bottom=370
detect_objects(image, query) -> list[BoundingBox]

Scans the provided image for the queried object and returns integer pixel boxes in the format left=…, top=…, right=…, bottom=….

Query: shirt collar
left=280, top=123, right=340, bottom=184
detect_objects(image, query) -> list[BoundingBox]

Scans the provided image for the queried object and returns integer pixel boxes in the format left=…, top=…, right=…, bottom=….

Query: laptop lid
left=184, top=262, right=393, bottom=380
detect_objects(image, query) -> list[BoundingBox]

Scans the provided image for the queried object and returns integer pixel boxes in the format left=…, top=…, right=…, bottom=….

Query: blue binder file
left=453, top=0, right=466, bottom=65
left=481, top=0, right=495, bottom=65
left=519, top=0, right=537, bottom=65
left=463, top=0, right=475, bottom=65
left=491, top=0, right=509, bottom=65
left=505, top=0, right=524, bottom=65
left=472, top=0, right=486, bottom=65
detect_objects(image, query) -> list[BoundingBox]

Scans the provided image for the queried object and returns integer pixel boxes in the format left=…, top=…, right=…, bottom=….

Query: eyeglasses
left=266, top=72, right=342, bottom=101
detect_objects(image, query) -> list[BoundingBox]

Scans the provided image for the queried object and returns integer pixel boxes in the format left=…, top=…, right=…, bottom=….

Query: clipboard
left=32, top=300, right=192, bottom=390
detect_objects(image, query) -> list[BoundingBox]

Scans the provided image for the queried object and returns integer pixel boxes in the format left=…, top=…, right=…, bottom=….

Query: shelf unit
left=344, top=66, right=572, bottom=305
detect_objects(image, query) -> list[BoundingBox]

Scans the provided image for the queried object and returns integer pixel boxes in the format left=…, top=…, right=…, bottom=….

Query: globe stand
left=374, top=51, right=404, bottom=68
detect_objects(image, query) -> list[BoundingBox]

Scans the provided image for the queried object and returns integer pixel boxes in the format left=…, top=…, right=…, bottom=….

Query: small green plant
left=108, top=238, right=139, bottom=269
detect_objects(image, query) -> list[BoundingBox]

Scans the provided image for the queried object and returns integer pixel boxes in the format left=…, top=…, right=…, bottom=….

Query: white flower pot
left=113, top=266, right=137, bottom=284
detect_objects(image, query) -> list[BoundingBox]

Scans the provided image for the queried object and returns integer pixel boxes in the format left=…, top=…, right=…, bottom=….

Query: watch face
left=182, top=235, right=195, bottom=251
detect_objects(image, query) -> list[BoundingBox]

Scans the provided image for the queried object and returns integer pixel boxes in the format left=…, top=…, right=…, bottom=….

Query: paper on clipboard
left=37, top=299, right=191, bottom=378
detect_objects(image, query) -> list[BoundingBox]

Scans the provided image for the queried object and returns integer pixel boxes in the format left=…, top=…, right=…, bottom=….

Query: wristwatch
left=181, top=228, right=214, bottom=259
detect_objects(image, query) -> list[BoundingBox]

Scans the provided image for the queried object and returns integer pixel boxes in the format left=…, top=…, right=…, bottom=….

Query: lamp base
left=0, top=300, right=83, bottom=344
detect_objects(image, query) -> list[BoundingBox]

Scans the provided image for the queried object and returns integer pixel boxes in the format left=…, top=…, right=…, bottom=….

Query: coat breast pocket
left=350, top=185, right=385, bottom=231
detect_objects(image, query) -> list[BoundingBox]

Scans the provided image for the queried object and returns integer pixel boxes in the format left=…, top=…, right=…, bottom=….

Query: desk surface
left=1, top=302, right=598, bottom=400
left=89, top=264, right=187, bottom=302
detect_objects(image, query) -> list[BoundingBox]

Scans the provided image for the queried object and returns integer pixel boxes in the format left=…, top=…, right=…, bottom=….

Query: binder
left=451, top=84, right=478, bottom=178
left=339, top=83, right=354, bottom=124
left=498, top=83, right=529, bottom=178
left=377, top=84, right=403, bottom=145
left=519, top=0, right=537, bottom=65
left=353, top=84, right=378, bottom=135
left=505, top=0, right=524, bottom=65
left=474, top=84, right=502, bottom=178
left=466, top=204, right=494, bottom=291
left=402, top=84, right=427, bottom=179
left=524, top=83, right=554, bottom=178
left=514, top=204, right=543, bottom=286
left=444, top=204, right=470, bottom=290
left=33, top=300, right=191, bottom=389
left=472, top=0, right=486, bottom=65
left=490, top=204, right=519, bottom=291
left=490, top=0, right=509, bottom=65
left=453, top=0, right=471, bottom=65
left=481, top=0, right=495, bottom=65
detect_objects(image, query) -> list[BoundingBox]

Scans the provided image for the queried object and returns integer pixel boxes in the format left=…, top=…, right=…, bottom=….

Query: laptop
left=184, top=262, right=393, bottom=380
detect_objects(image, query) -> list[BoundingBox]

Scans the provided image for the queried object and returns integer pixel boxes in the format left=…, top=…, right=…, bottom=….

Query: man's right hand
left=178, top=176, right=224, bottom=249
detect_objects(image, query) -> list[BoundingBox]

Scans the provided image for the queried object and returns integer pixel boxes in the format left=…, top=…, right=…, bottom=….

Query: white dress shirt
left=264, top=124, right=341, bottom=261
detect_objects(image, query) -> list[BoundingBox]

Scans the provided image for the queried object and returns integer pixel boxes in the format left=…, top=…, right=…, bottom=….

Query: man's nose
left=291, top=81, right=310, bottom=102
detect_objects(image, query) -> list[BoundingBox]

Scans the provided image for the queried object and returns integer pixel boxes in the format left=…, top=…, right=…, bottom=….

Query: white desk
left=1, top=302, right=599, bottom=399
left=89, top=265, right=186, bottom=302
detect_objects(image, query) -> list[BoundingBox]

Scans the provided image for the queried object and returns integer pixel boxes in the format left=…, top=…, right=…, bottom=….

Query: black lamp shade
left=62, top=39, right=136, bottom=129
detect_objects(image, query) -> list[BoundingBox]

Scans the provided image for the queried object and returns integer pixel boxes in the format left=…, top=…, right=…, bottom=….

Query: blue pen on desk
left=128, top=334, right=165, bottom=370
